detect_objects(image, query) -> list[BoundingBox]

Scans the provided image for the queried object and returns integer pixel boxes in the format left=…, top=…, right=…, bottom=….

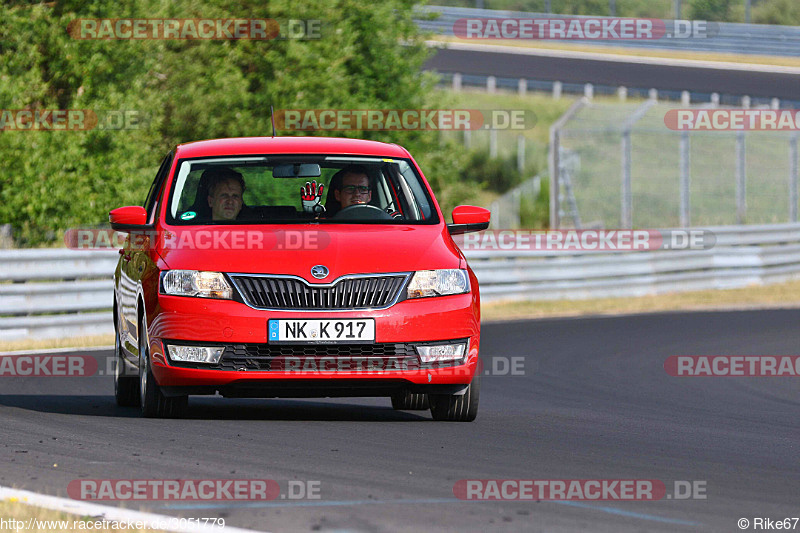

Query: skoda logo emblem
left=311, top=265, right=329, bottom=279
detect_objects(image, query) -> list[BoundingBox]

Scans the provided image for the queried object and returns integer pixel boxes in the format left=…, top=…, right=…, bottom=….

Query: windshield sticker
left=180, top=211, right=196, bottom=220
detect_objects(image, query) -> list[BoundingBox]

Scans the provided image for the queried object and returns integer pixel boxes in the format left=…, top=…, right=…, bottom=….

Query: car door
left=119, top=151, right=173, bottom=360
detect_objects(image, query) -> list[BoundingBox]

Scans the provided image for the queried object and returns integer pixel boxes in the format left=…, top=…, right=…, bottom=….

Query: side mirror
left=447, top=205, right=490, bottom=235
left=109, top=206, right=149, bottom=231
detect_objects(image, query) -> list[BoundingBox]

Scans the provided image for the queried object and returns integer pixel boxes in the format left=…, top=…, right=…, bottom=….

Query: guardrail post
left=518, top=78, right=527, bottom=96
left=711, top=93, right=720, bottom=107
left=736, top=132, right=747, bottom=224
left=791, top=134, right=798, bottom=222
left=648, top=88, right=658, bottom=101
left=489, top=129, right=498, bottom=158
left=681, top=91, right=690, bottom=106
left=463, top=129, right=471, bottom=149
left=680, top=132, right=691, bottom=226
left=517, top=135, right=525, bottom=174
left=584, top=83, right=594, bottom=100
left=452, top=73, right=462, bottom=92
left=742, top=95, right=751, bottom=109
left=618, top=86, right=627, bottom=102
left=771, top=98, right=780, bottom=110
left=553, top=81, right=562, bottom=100
left=487, top=76, right=496, bottom=93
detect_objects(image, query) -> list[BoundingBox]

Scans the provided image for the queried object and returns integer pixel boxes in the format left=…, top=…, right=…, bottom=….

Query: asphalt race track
left=1, top=309, right=798, bottom=532
left=425, top=46, right=800, bottom=100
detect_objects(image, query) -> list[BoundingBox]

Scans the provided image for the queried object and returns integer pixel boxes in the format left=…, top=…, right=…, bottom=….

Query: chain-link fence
left=550, top=98, right=799, bottom=228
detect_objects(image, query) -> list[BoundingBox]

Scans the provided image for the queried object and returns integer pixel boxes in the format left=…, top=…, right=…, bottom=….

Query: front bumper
left=146, top=292, right=480, bottom=393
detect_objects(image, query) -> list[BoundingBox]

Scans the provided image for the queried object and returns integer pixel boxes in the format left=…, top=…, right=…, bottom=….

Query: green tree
left=688, top=0, right=735, bottom=21
left=0, top=0, right=454, bottom=245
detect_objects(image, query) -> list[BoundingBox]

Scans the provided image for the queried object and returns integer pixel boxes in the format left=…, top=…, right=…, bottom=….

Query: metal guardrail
left=0, top=249, right=118, bottom=341
left=416, top=5, right=800, bottom=57
left=3, top=224, right=800, bottom=340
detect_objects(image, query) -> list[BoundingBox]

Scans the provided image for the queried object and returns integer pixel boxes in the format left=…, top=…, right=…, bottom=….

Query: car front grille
left=213, top=343, right=419, bottom=372
left=230, top=274, right=409, bottom=310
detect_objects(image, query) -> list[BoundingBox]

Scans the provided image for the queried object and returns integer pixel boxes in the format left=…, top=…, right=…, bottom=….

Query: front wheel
left=391, top=391, right=429, bottom=410
left=139, top=320, right=187, bottom=418
left=429, top=371, right=480, bottom=422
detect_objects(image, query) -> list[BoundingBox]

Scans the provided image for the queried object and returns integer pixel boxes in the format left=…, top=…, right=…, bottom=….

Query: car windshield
left=165, top=155, right=438, bottom=225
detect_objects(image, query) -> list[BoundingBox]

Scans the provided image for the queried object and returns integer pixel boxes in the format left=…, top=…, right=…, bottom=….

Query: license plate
left=268, top=319, right=375, bottom=343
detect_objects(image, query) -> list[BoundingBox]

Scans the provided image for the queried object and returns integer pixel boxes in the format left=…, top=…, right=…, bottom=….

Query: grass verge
left=0, top=499, right=167, bottom=533
left=481, top=278, right=800, bottom=321
left=0, top=334, right=114, bottom=354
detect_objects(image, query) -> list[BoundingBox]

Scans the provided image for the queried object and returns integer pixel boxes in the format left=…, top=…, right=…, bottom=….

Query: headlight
left=407, top=269, right=469, bottom=299
left=167, top=344, right=224, bottom=364
left=160, top=270, right=233, bottom=299
left=416, top=341, right=468, bottom=364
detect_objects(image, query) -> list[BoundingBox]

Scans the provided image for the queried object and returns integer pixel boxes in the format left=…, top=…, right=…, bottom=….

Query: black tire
left=429, top=371, right=480, bottom=422
left=139, top=319, right=188, bottom=418
left=391, top=391, right=430, bottom=410
left=114, top=324, right=139, bottom=407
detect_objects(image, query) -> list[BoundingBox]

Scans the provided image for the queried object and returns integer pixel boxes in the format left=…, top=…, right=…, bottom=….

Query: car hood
left=156, top=224, right=461, bottom=282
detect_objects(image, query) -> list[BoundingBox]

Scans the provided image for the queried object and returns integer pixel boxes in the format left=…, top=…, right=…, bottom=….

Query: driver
left=301, top=165, right=372, bottom=217
left=334, top=165, right=372, bottom=209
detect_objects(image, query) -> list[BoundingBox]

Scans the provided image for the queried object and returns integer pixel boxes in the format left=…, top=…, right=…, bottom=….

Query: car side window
left=144, top=152, right=174, bottom=224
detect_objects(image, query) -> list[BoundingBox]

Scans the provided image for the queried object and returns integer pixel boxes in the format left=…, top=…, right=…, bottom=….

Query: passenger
left=206, top=168, right=245, bottom=221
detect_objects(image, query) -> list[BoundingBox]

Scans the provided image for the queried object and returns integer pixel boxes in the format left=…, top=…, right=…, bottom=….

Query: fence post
left=618, top=86, right=627, bottom=102
left=791, top=134, right=798, bottom=223
left=0, top=224, right=12, bottom=249
left=452, top=73, right=462, bottom=92
left=736, top=132, right=747, bottom=224
left=621, top=130, right=632, bottom=228
left=518, top=78, right=527, bottom=96
left=463, top=129, right=471, bottom=149
left=553, top=81, right=562, bottom=100
left=487, top=76, right=496, bottom=93
left=517, top=135, right=525, bottom=174
left=711, top=93, right=720, bottom=107
left=618, top=100, right=655, bottom=229
left=584, top=83, right=594, bottom=100
left=549, top=98, right=588, bottom=229
left=489, top=129, right=498, bottom=158
left=679, top=132, right=691, bottom=226
left=681, top=91, right=691, bottom=106
left=648, top=88, right=658, bottom=101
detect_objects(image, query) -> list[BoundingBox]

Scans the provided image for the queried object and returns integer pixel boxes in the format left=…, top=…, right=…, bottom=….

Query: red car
left=110, top=137, right=489, bottom=420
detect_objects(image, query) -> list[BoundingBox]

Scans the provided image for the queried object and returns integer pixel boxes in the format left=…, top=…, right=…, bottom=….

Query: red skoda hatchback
left=111, top=137, right=489, bottom=420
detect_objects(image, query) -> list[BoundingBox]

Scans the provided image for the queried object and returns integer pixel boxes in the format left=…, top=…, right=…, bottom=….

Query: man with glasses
left=334, top=165, right=372, bottom=210
left=301, top=164, right=373, bottom=217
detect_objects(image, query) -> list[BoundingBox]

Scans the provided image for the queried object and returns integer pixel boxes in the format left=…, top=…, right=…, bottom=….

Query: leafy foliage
left=0, top=0, right=450, bottom=245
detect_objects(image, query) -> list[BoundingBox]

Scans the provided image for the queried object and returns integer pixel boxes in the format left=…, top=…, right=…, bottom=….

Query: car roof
left=175, top=136, right=412, bottom=159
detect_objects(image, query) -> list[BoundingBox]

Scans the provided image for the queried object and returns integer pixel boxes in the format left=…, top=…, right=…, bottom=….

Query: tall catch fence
left=550, top=98, right=800, bottom=229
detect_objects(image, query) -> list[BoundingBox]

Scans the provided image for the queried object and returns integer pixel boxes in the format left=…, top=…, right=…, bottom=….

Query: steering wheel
left=332, top=204, right=393, bottom=221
